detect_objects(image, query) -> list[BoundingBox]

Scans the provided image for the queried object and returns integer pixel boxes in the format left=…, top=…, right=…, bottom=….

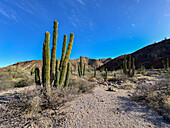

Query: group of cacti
left=32, top=20, right=74, bottom=90
left=78, top=56, right=86, bottom=77
left=123, top=55, right=135, bottom=76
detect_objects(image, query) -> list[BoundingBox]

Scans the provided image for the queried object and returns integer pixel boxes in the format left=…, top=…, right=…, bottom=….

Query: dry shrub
left=120, top=81, right=136, bottom=90
left=0, top=66, right=34, bottom=91
left=69, top=77, right=96, bottom=94
left=0, top=78, right=96, bottom=127
left=132, top=78, right=170, bottom=122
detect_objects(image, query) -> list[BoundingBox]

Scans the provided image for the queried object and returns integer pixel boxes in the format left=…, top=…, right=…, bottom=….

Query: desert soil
left=0, top=84, right=170, bottom=128
left=62, top=85, right=170, bottom=128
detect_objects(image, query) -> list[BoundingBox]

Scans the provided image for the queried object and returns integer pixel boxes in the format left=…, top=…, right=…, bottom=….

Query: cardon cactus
left=42, top=32, right=50, bottom=88
left=59, top=33, right=74, bottom=86
left=64, top=62, right=71, bottom=88
left=35, top=67, right=41, bottom=85
left=50, top=20, right=58, bottom=84
left=60, top=34, right=67, bottom=71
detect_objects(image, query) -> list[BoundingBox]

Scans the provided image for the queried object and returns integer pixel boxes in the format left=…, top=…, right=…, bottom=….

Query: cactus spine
left=35, top=67, right=41, bottom=85
left=64, top=62, right=71, bottom=88
left=60, top=35, right=67, bottom=71
left=132, top=58, right=135, bottom=76
left=83, top=63, right=86, bottom=76
left=123, top=55, right=127, bottom=75
left=42, top=32, right=50, bottom=88
left=59, top=33, right=74, bottom=86
left=128, top=55, right=131, bottom=75
left=50, top=20, right=58, bottom=85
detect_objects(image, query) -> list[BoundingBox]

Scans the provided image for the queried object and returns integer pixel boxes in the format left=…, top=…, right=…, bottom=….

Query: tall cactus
left=132, top=58, right=135, bottom=77
left=128, top=55, right=131, bottom=75
left=59, top=33, right=74, bottom=86
left=60, top=35, right=67, bottom=71
left=50, top=20, right=58, bottom=85
left=42, top=32, right=50, bottom=88
left=123, top=55, right=127, bottom=75
left=83, top=63, right=86, bottom=76
left=64, top=62, right=71, bottom=88
left=35, top=67, right=41, bottom=85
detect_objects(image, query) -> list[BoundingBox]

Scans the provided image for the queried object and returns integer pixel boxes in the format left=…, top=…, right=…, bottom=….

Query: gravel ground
left=0, top=84, right=169, bottom=128
left=62, top=85, right=170, bottom=128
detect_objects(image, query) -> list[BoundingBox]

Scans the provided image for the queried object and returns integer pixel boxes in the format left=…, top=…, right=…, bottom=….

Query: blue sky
left=0, top=0, right=170, bottom=68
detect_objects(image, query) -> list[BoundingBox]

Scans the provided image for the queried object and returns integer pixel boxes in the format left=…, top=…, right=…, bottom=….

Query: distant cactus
left=132, top=58, right=135, bottom=76
left=80, top=56, right=83, bottom=76
left=78, top=63, right=81, bottom=77
left=42, top=32, right=50, bottom=88
left=123, top=55, right=127, bottom=75
left=54, top=70, right=60, bottom=87
left=162, top=60, right=166, bottom=70
left=105, top=68, right=108, bottom=82
left=59, top=33, right=74, bottom=86
left=35, top=67, right=41, bottom=85
left=167, top=58, right=169, bottom=72
left=83, top=63, right=86, bottom=76
left=94, top=68, right=96, bottom=78
left=60, top=34, right=67, bottom=71
left=128, top=55, right=131, bottom=75
left=64, top=62, right=70, bottom=88
left=50, top=20, right=58, bottom=85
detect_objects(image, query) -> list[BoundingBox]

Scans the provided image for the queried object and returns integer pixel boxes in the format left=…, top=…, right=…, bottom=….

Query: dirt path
left=63, top=85, right=170, bottom=128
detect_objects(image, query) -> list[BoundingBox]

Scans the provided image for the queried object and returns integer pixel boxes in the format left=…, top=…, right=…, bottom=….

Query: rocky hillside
left=0, top=57, right=112, bottom=71
left=99, top=38, right=170, bottom=71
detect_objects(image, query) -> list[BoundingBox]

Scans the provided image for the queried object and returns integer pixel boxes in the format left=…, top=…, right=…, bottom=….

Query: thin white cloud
left=76, top=0, right=85, bottom=5
left=0, top=8, right=10, bottom=18
left=164, top=13, right=170, bottom=17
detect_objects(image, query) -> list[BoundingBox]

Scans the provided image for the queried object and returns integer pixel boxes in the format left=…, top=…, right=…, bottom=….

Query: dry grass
left=132, top=78, right=170, bottom=122
left=0, top=66, right=34, bottom=91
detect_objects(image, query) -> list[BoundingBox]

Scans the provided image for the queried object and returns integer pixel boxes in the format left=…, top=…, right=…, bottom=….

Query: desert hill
left=98, top=38, right=170, bottom=71
left=0, top=57, right=112, bottom=71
